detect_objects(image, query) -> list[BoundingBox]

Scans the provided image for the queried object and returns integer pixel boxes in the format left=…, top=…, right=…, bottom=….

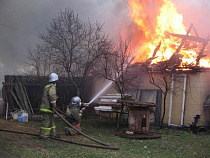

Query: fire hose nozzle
left=81, top=103, right=90, bottom=111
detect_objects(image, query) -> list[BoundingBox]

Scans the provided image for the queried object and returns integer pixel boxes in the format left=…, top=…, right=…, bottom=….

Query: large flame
left=128, top=0, right=210, bottom=67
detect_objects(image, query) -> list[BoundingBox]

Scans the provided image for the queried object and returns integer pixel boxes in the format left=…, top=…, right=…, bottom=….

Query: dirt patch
left=0, top=119, right=68, bottom=149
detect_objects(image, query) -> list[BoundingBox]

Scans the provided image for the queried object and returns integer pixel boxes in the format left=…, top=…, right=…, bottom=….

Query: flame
left=128, top=0, right=210, bottom=68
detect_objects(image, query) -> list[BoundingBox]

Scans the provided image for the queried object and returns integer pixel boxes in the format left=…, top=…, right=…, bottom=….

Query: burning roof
left=127, top=0, right=210, bottom=70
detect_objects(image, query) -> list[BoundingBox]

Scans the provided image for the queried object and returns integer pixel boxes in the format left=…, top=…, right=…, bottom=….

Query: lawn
left=0, top=114, right=210, bottom=158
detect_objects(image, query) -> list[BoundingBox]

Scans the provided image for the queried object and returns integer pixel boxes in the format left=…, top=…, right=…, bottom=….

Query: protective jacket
left=39, top=83, right=57, bottom=138
left=66, top=107, right=81, bottom=123
left=65, top=106, right=82, bottom=135
left=40, top=83, right=57, bottom=113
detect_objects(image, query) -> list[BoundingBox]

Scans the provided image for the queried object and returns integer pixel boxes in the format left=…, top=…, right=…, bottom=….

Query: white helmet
left=71, top=96, right=81, bottom=106
left=49, top=73, right=58, bottom=82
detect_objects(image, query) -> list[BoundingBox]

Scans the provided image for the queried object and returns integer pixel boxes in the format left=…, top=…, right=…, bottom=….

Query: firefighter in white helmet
left=65, top=96, right=86, bottom=136
left=39, top=73, right=60, bottom=139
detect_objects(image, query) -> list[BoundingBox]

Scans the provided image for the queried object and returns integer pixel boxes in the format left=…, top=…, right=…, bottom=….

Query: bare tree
left=147, top=62, right=171, bottom=126
left=144, top=60, right=183, bottom=126
left=39, top=8, right=111, bottom=97
left=67, top=21, right=112, bottom=97
left=99, top=37, right=141, bottom=131
left=26, top=44, right=64, bottom=76
left=26, top=46, right=42, bottom=76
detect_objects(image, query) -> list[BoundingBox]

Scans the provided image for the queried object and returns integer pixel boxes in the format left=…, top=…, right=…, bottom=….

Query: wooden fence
left=2, top=75, right=94, bottom=118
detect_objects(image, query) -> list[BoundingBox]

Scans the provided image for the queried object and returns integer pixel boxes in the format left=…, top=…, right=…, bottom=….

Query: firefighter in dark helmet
left=39, top=73, right=60, bottom=139
left=65, top=96, right=86, bottom=136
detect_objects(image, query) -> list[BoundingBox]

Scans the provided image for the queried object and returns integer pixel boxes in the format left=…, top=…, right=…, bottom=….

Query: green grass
left=1, top=116, right=210, bottom=158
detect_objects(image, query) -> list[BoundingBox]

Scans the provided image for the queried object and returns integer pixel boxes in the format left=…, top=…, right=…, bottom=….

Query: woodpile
left=6, top=80, right=34, bottom=119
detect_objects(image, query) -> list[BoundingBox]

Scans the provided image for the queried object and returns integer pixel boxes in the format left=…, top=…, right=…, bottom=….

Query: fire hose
left=0, top=107, right=119, bottom=150
left=52, top=107, right=117, bottom=147
left=0, top=129, right=119, bottom=150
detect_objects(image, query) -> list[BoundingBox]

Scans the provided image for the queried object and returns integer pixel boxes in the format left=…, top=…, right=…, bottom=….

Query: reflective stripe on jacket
left=40, top=83, right=57, bottom=112
left=40, top=108, right=53, bottom=113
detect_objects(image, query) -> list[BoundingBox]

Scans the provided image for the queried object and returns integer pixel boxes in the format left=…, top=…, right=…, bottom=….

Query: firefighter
left=65, top=96, right=86, bottom=136
left=39, top=73, right=60, bottom=139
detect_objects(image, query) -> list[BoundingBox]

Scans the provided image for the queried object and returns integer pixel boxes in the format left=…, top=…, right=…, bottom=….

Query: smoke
left=0, top=0, right=209, bottom=75
left=0, top=0, right=128, bottom=74
left=174, top=0, right=210, bottom=53
left=174, top=0, right=210, bottom=37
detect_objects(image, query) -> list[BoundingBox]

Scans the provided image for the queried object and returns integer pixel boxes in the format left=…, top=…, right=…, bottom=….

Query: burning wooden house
left=119, top=0, right=210, bottom=129
left=138, top=23, right=210, bottom=128
left=93, top=1, right=210, bottom=129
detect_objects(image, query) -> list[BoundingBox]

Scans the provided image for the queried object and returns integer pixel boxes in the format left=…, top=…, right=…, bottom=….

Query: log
left=22, top=84, right=34, bottom=115
left=117, top=99, right=155, bottom=107
left=18, top=81, right=32, bottom=119
left=145, top=42, right=162, bottom=65
left=10, top=89, right=23, bottom=109
left=196, top=43, right=208, bottom=66
left=14, top=84, right=26, bottom=110
left=165, top=32, right=209, bottom=44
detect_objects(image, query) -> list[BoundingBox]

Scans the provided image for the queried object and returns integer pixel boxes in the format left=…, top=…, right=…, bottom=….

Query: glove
left=83, top=103, right=88, bottom=108
left=51, top=102, right=57, bottom=108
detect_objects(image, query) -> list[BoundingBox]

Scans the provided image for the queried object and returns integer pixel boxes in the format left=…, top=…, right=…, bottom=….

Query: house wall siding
left=93, top=71, right=210, bottom=126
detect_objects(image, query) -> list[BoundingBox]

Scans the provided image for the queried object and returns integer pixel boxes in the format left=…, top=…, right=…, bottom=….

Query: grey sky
left=0, top=0, right=128, bottom=74
left=174, top=0, right=210, bottom=37
left=0, top=0, right=209, bottom=75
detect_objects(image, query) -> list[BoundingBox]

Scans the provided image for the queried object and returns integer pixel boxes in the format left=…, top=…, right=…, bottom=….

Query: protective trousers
left=66, top=108, right=81, bottom=135
left=67, top=123, right=81, bottom=135
left=39, top=112, right=57, bottom=137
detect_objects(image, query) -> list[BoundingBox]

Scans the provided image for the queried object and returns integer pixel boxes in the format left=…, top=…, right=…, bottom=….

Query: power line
left=0, top=23, right=16, bottom=30
left=0, top=23, right=38, bottom=36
